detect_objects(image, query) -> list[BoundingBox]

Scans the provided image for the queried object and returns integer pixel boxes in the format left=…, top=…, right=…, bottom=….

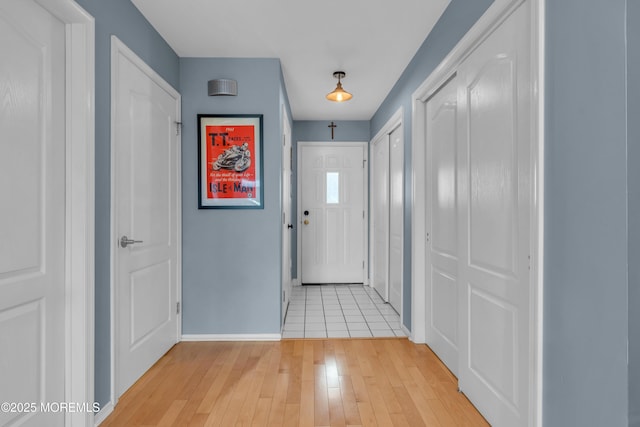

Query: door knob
left=303, top=220, right=310, bottom=225
left=120, top=235, right=143, bottom=248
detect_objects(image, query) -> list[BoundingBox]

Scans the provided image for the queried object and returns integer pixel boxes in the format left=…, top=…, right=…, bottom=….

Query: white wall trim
left=94, top=401, right=114, bottom=427
left=109, top=35, right=182, bottom=407
left=182, top=334, right=282, bottom=342
left=411, top=0, right=542, bottom=425
left=533, top=1, right=545, bottom=426
left=296, top=141, right=369, bottom=285
left=36, top=1, right=96, bottom=426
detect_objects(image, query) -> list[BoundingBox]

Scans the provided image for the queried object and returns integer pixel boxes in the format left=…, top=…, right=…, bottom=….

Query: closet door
left=425, top=75, right=460, bottom=375
left=456, top=2, right=532, bottom=425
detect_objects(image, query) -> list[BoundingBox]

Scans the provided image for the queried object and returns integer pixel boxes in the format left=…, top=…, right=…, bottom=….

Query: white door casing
left=281, top=107, right=293, bottom=324
left=371, top=137, right=390, bottom=300
left=456, top=3, right=532, bottom=424
left=388, top=124, right=404, bottom=314
left=298, top=142, right=367, bottom=284
left=111, top=36, right=181, bottom=400
left=425, top=74, right=460, bottom=375
left=0, top=2, right=65, bottom=425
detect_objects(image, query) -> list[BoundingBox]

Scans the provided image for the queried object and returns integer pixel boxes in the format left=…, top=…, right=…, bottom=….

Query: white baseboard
left=402, top=324, right=411, bottom=338
left=94, top=401, right=114, bottom=426
left=181, top=333, right=281, bottom=342
left=292, top=278, right=299, bottom=286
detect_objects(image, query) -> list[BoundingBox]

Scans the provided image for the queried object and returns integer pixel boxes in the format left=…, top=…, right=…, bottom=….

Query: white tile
left=367, top=321, right=390, bottom=330
left=345, top=315, right=365, bottom=322
left=286, top=316, right=305, bottom=324
left=305, top=330, right=327, bottom=338
left=305, top=323, right=326, bottom=331
left=326, top=322, right=348, bottom=331
left=342, top=309, right=361, bottom=316
left=386, top=321, right=402, bottom=330
left=365, top=316, right=385, bottom=323
left=325, top=315, right=345, bottom=323
left=327, top=330, right=350, bottom=338
left=393, top=329, right=407, bottom=337
left=371, top=329, right=394, bottom=337
left=349, top=330, right=373, bottom=338
left=284, top=323, right=304, bottom=331
left=347, top=322, right=369, bottom=331
left=324, top=309, right=343, bottom=316
left=305, top=317, right=325, bottom=324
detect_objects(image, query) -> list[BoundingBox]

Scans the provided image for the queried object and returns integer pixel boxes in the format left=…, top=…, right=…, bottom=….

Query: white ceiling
left=131, top=0, right=451, bottom=121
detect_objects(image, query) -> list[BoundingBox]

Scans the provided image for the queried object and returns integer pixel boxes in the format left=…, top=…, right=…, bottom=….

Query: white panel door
left=113, top=39, right=180, bottom=398
left=300, top=143, right=366, bottom=284
left=457, top=3, right=532, bottom=425
left=281, top=111, right=293, bottom=324
left=388, top=125, right=404, bottom=313
left=425, top=75, right=460, bottom=375
left=371, top=138, right=389, bottom=299
left=0, top=1, right=65, bottom=425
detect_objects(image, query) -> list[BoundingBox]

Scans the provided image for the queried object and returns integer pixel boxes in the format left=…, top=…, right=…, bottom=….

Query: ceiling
left=131, top=0, right=451, bottom=121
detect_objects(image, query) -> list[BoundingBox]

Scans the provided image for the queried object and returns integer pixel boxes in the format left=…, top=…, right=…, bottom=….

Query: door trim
left=109, top=35, right=182, bottom=406
left=369, top=108, right=404, bottom=318
left=296, top=141, right=369, bottom=285
left=410, top=0, right=543, bottom=425
left=281, top=105, right=292, bottom=325
left=33, top=1, right=96, bottom=425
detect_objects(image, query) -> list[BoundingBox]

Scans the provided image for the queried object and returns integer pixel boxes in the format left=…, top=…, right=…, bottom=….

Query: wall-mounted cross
left=328, top=121, right=337, bottom=140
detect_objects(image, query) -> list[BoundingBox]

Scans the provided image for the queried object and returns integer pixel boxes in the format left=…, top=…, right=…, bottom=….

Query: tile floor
left=282, top=284, right=406, bottom=339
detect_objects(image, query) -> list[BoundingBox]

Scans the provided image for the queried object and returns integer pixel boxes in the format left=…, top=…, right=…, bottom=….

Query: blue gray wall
left=544, top=0, right=628, bottom=425
left=73, top=0, right=180, bottom=408
left=180, top=58, right=285, bottom=335
left=629, top=0, right=640, bottom=425
left=369, top=0, right=494, bottom=329
left=291, top=120, right=370, bottom=280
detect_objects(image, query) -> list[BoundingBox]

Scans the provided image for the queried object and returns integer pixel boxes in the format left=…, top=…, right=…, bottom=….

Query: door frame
left=296, top=141, right=369, bottom=285
left=109, top=36, right=182, bottom=406
left=411, top=0, right=543, bottom=425
left=281, top=105, right=292, bottom=324
left=369, top=108, right=403, bottom=313
left=31, top=1, right=96, bottom=425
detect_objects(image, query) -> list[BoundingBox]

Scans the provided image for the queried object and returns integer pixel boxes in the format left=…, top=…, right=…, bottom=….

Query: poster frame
left=197, top=114, right=264, bottom=209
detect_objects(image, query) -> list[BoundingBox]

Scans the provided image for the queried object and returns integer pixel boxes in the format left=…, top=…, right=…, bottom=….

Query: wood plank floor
left=101, top=338, right=489, bottom=427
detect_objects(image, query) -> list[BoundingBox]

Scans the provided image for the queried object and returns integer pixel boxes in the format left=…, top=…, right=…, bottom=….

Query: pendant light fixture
left=326, top=71, right=352, bottom=102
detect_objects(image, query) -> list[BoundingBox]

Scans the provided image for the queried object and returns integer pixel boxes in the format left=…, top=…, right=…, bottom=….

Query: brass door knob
left=304, top=220, right=310, bottom=225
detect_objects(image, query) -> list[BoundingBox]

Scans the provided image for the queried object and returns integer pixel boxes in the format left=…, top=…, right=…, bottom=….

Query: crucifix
left=328, top=121, right=337, bottom=140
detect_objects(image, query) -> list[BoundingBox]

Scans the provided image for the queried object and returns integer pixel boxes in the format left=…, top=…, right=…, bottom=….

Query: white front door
left=112, top=37, right=181, bottom=398
left=0, top=0, right=65, bottom=425
left=281, top=110, right=293, bottom=323
left=371, top=138, right=389, bottom=299
left=457, top=3, right=532, bottom=425
left=299, top=143, right=367, bottom=284
left=388, top=125, right=404, bottom=313
left=425, top=75, right=460, bottom=375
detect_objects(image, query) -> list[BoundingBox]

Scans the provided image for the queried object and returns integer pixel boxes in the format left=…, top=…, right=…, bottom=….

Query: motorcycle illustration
left=211, top=142, right=251, bottom=172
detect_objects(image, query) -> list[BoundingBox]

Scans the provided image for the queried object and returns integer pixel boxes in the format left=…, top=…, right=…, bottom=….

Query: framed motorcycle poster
left=197, top=114, right=264, bottom=209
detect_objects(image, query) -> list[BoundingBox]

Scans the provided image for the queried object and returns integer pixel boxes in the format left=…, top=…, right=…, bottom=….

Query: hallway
left=282, top=285, right=405, bottom=339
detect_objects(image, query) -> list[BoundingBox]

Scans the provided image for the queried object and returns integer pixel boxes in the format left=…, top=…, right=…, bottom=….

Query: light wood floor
left=101, top=338, right=488, bottom=426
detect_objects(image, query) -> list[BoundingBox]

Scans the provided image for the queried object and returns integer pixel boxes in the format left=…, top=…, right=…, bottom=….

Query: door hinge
left=363, top=210, right=365, bottom=218
left=363, top=260, right=365, bottom=269
left=176, top=302, right=180, bottom=314
left=363, top=159, right=366, bottom=168
left=175, top=121, right=182, bottom=136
